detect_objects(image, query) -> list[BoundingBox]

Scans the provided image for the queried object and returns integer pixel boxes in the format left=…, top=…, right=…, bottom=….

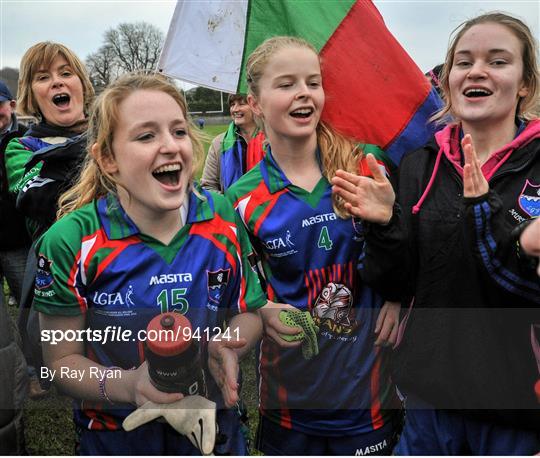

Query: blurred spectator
left=0, top=79, right=31, bottom=410
left=425, top=63, right=443, bottom=98
left=201, top=94, right=264, bottom=193
left=4, top=42, right=94, bottom=399
left=0, top=79, right=30, bottom=308
left=0, top=292, right=28, bottom=454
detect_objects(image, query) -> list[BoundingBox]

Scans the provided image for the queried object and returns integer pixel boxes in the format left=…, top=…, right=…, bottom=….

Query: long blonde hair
left=246, top=36, right=360, bottom=218
left=58, top=72, right=204, bottom=218
left=433, top=12, right=539, bottom=123
left=18, top=41, right=94, bottom=118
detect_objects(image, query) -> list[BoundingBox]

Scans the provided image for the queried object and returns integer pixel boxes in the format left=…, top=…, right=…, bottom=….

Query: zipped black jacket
left=361, top=121, right=540, bottom=431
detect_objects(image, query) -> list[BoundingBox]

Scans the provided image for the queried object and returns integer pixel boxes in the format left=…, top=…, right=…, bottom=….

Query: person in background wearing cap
left=201, top=94, right=265, bottom=193
left=0, top=79, right=29, bottom=453
left=0, top=79, right=30, bottom=309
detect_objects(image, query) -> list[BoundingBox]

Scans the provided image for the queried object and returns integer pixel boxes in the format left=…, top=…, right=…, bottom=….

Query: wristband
left=99, top=366, right=121, bottom=404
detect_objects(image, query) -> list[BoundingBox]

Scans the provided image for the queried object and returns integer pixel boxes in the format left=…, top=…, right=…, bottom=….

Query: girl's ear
left=247, top=94, right=263, bottom=118
left=92, top=143, right=117, bottom=174
left=518, top=83, right=529, bottom=98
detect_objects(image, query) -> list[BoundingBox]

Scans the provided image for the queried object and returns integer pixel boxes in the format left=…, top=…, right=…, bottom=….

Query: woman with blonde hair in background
left=4, top=41, right=94, bottom=399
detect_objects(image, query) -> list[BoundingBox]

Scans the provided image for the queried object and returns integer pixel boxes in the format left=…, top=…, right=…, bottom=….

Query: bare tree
left=87, top=45, right=119, bottom=90
left=86, top=22, right=164, bottom=90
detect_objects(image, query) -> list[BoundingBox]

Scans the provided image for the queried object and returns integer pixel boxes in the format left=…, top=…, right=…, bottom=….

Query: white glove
left=122, top=395, right=216, bottom=455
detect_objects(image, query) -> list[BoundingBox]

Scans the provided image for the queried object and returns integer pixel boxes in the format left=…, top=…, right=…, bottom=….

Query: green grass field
left=5, top=123, right=266, bottom=454
left=195, top=123, right=228, bottom=179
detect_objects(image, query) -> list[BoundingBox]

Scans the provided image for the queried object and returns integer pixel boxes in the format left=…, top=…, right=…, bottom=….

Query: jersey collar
left=261, top=145, right=323, bottom=194
left=98, top=185, right=216, bottom=240
left=261, top=146, right=292, bottom=194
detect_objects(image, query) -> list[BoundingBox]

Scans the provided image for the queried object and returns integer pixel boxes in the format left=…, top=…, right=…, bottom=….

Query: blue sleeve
left=465, top=190, right=540, bottom=304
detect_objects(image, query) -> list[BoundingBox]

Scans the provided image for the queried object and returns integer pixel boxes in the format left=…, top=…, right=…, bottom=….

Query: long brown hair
left=58, top=72, right=204, bottom=218
left=246, top=36, right=361, bottom=218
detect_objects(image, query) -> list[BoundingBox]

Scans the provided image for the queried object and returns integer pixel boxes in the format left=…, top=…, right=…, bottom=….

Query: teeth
left=52, top=93, right=70, bottom=104
left=292, top=108, right=312, bottom=115
left=464, top=88, right=492, bottom=97
left=52, top=93, right=69, bottom=100
left=153, top=164, right=181, bottom=174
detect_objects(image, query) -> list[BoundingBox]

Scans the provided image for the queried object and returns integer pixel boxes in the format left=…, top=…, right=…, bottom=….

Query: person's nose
left=295, top=82, right=311, bottom=100
left=51, top=73, right=65, bottom=89
left=467, top=61, right=488, bottom=80
left=159, top=132, right=180, bottom=155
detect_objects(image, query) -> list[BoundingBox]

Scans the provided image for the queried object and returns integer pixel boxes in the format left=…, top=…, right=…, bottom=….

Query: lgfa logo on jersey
left=93, top=285, right=136, bottom=307
left=35, top=254, right=54, bottom=290
left=263, top=230, right=295, bottom=250
left=263, top=230, right=298, bottom=257
left=207, top=269, right=231, bottom=304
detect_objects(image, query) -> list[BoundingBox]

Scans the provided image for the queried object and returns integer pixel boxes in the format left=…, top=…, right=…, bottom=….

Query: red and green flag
left=158, top=0, right=442, bottom=165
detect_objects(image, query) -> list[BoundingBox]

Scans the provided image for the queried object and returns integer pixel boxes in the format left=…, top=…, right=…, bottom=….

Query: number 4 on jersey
left=318, top=226, right=333, bottom=251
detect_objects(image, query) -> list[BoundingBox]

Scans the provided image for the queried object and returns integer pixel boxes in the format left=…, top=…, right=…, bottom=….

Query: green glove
left=279, top=310, right=319, bottom=360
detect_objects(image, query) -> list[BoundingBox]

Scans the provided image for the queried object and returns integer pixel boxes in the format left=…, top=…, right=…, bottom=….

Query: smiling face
left=448, top=22, right=529, bottom=131
left=248, top=45, right=324, bottom=145
left=104, top=89, right=193, bottom=224
left=31, top=54, right=85, bottom=127
left=229, top=97, right=255, bottom=131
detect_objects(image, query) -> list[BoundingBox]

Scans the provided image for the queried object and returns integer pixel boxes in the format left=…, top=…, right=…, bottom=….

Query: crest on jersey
left=518, top=180, right=540, bottom=217
left=35, top=254, right=54, bottom=290
left=312, top=282, right=357, bottom=335
left=207, top=269, right=231, bottom=304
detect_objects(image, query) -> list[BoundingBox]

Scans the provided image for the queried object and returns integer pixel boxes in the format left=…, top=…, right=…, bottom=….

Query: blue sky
left=1, top=0, right=538, bottom=88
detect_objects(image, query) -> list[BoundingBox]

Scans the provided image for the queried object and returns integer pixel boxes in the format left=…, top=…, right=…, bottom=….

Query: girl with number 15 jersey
left=34, top=73, right=265, bottom=455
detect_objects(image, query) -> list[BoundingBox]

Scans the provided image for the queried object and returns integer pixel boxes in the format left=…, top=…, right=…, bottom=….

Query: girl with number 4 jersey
left=226, top=36, right=402, bottom=456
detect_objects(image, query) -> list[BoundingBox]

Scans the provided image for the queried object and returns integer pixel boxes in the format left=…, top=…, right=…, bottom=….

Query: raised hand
left=462, top=134, right=489, bottom=198
left=331, top=154, right=395, bottom=224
